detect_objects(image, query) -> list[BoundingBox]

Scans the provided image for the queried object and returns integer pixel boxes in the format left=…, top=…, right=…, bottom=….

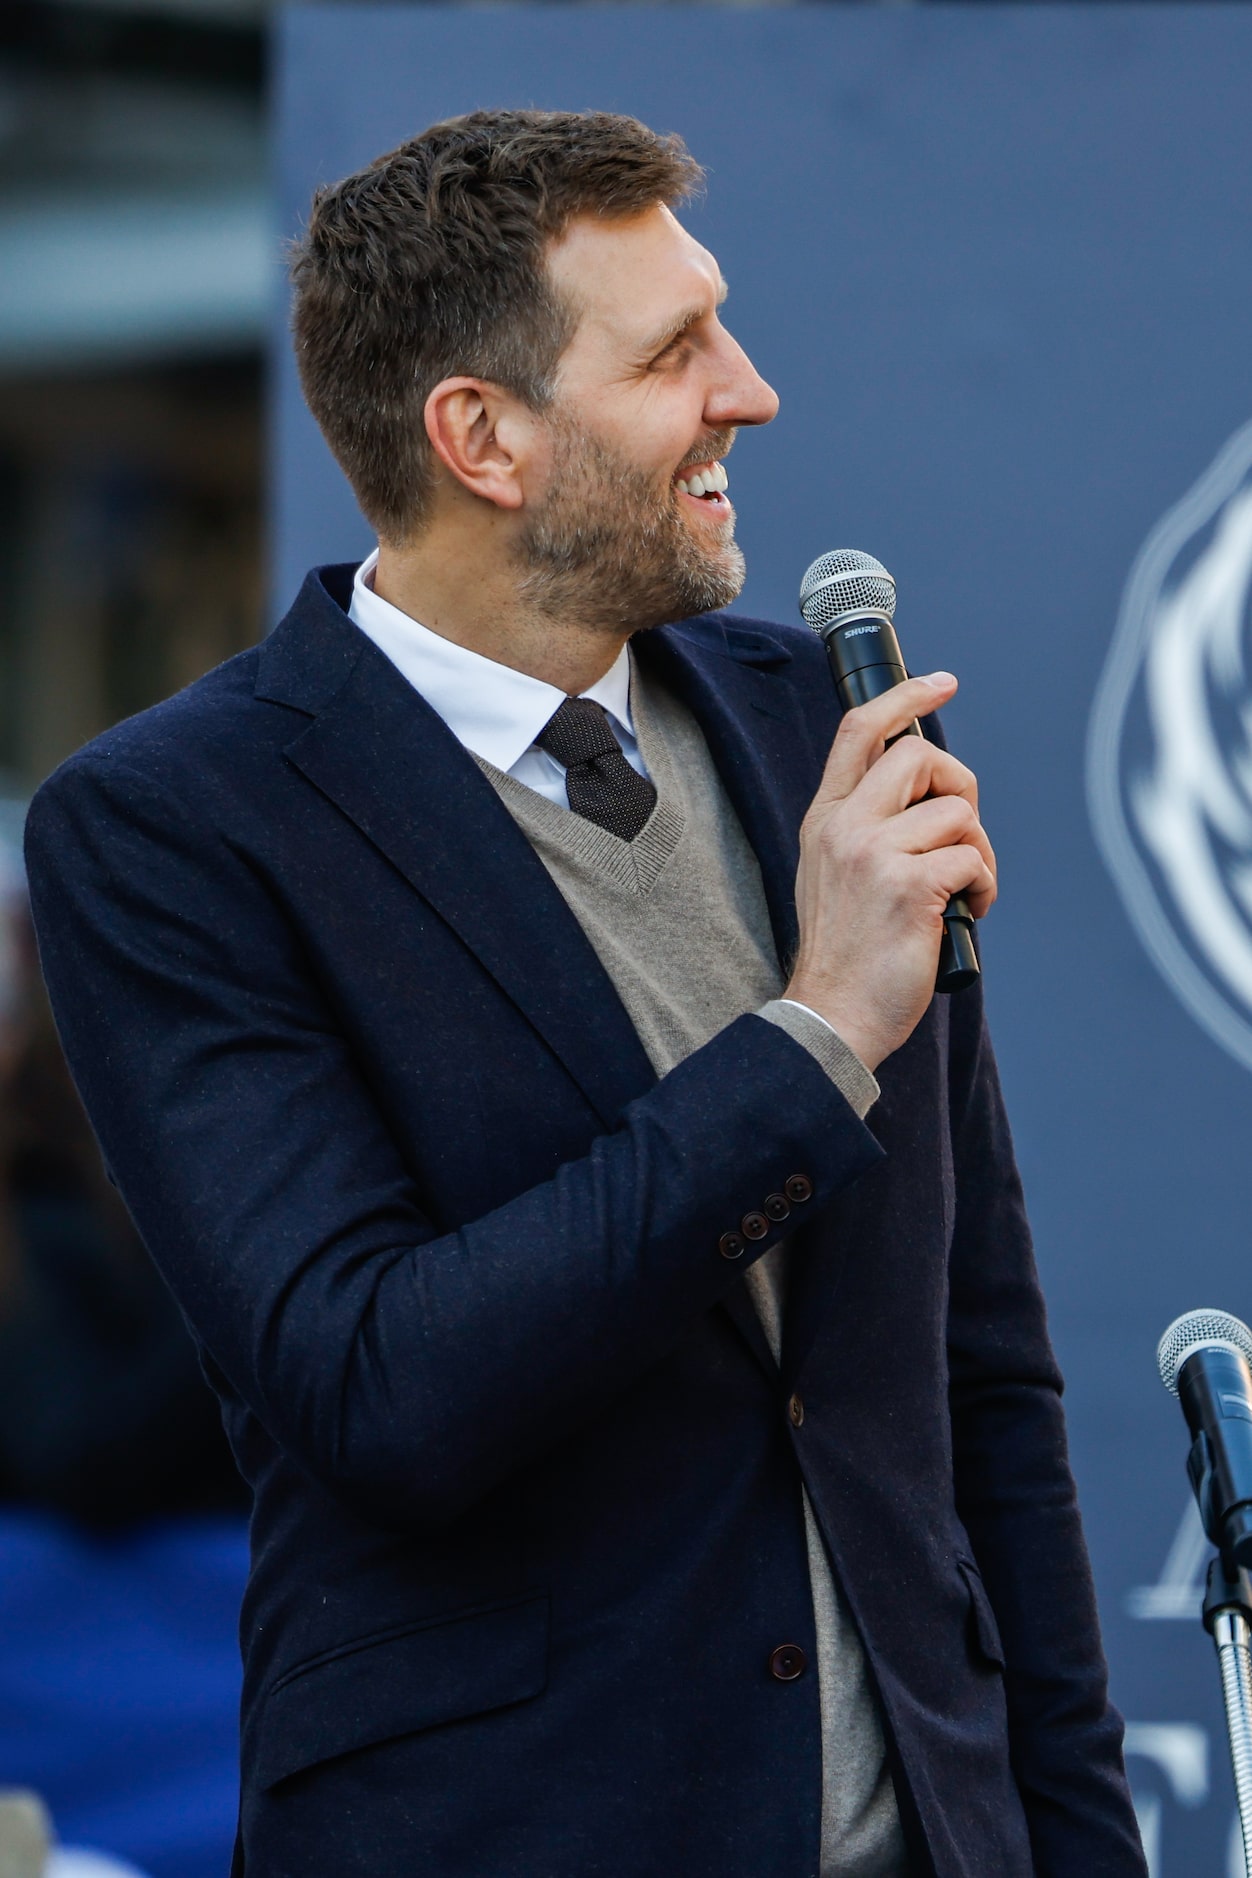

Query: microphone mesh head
left=1156, top=1308, right=1252, bottom=1395
left=799, top=549, right=897, bottom=632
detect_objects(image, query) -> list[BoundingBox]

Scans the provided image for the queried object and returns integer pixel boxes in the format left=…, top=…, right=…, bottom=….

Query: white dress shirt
left=348, top=549, right=648, bottom=807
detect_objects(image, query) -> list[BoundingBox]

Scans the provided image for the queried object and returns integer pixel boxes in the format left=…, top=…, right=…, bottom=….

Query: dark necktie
left=535, top=696, right=658, bottom=842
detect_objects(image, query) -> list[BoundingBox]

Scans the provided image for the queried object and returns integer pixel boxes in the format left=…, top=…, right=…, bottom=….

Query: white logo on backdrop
left=1126, top=1499, right=1211, bottom=1622
left=1088, top=419, right=1252, bottom=1071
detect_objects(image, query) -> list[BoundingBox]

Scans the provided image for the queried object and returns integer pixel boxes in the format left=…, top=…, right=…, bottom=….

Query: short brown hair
left=290, top=109, right=702, bottom=542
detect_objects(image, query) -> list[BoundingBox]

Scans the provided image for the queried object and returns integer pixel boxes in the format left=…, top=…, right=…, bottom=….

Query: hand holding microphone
left=783, top=550, right=996, bottom=1072
left=801, top=551, right=981, bottom=996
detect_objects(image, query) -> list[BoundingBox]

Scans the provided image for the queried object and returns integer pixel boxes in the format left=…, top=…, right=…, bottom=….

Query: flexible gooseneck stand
left=1204, top=1555, right=1252, bottom=1877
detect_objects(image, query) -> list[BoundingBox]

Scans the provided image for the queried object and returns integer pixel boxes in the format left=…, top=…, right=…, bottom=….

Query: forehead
left=545, top=205, right=723, bottom=360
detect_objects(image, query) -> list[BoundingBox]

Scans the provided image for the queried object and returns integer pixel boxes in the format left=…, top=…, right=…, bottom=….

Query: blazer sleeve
left=945, top=982, right=1145, bottom=1875
left=24, top=751, right=884, bottom=1534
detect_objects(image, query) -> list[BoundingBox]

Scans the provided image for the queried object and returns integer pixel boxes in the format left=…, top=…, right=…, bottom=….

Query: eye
left=652, top=333, right=693, bottom=369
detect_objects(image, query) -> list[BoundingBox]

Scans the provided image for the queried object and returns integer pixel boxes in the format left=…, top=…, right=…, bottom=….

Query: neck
left=374, top=528, right=630, bottom=696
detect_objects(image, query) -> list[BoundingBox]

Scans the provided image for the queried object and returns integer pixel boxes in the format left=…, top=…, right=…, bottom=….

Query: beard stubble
left=514, top=413, right=746, bottom=637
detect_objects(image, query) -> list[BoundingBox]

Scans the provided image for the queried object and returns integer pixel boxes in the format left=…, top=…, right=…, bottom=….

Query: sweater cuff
left=756, top=1000, right=880, bottom=1120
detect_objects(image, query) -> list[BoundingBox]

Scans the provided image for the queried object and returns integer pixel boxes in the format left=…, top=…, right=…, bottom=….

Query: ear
left=423, top=377, right=533, bottom=512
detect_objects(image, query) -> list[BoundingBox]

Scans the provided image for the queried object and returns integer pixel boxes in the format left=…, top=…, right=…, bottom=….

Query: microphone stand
left=1204, top=1554, right=1252, bottom=1877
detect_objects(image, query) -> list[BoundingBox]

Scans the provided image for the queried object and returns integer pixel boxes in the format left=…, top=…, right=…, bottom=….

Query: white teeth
left=678, top=464, right=728, bottom=497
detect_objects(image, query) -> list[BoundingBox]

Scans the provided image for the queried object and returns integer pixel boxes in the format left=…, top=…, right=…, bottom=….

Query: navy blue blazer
left=24, top=565, right=1144, bottom=1878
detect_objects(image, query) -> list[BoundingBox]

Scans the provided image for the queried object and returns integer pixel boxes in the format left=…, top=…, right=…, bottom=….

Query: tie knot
left=535, top=696, right=622, bottom=767
left=533, top=694, right=658, bottom=842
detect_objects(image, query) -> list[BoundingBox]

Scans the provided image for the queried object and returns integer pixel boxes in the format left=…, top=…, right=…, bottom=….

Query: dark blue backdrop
left=273, top=9, right=1252, bottom=1870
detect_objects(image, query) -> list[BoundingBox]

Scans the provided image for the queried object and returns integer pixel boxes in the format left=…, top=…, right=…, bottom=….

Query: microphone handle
left=1180, top=1348, right=1252, bottom=1565
left=822, top=613, right=980, bottom=995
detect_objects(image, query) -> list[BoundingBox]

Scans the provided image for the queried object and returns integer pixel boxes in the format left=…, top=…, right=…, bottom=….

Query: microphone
left=1158, top=1308, right=1252, bottom=1565
left=798, top=549, right=979, bottom=994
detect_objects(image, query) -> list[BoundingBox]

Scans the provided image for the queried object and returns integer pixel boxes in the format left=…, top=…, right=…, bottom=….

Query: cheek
left=625, top=381, right=704, bottom=467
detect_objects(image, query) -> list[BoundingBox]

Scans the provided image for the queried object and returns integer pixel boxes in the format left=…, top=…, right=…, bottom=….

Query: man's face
left=515, top=205, right=779, bottom=633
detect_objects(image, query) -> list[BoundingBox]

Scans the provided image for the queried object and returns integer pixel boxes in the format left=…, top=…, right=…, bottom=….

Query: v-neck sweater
left=477, top=658, right=908, bottom=1878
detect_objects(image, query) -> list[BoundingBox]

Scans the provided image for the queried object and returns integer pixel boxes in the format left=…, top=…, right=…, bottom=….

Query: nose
left=706, top=330, right=779, bottom=431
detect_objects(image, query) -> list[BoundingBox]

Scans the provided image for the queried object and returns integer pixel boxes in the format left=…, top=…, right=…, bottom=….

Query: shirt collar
left=348, top=549, right=634, bottom=773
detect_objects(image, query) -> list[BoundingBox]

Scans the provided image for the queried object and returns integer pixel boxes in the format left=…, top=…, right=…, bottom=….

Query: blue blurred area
left=0, top=1513, right=246, bottom=1878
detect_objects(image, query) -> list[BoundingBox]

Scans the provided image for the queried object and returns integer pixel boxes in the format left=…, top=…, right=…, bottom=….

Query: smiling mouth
left=674, top=459, right=730, bottom=509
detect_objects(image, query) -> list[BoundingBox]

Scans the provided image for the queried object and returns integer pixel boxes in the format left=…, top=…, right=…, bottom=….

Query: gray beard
left=514, top=416, right=746, bottom=636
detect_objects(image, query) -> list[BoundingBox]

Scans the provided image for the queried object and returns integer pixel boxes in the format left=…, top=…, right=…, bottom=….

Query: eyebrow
left=637, top=276, right=729, bottom=358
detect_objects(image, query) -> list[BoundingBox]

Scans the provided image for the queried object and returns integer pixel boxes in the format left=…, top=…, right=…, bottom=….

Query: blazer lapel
left=258, top=571, right=656, bottom=1130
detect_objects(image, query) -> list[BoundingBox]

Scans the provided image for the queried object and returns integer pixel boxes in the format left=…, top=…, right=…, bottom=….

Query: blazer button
left=788, top=1393, right=804, bottom=1428
left=741, top=1212, right=769, bottom=1241
left=784, top=1174, right=813, bottom=1204
left=763, top=1193, right=791, bottom=1222
left=769, top=1644, right=807, bottom=1681
left=719, top=1231, right=745, bottom=1260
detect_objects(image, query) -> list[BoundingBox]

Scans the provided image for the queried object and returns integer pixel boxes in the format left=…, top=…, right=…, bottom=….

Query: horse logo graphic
left=1088, top=419, right=1252, bottom=1072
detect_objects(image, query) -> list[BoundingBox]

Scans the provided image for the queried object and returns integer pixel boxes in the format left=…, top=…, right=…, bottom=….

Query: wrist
left=781, top=976, right=884, bottom=1074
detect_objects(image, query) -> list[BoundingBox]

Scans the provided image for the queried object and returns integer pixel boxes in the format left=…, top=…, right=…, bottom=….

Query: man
left=25, top=111, right=1144, bottom=1876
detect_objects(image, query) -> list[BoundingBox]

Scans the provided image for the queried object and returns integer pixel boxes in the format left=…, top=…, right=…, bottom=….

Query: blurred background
left=5, top=4, right=1252, bottom=1878
left=0, top=4, right=262, bottom=1874
left=0, top=0, right=264, bottom=792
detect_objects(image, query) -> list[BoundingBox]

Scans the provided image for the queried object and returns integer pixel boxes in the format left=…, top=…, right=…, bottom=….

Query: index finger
left=815, top=672, right=958, bottom=803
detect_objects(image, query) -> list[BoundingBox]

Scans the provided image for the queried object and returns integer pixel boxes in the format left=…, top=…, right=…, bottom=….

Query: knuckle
left=835, top=705, right=874, bottom=749
left=858, top=821, right=886, bottom=862
left=892, top=740, right=928, bottom=787
left=843, top=824, right=877, bottom=871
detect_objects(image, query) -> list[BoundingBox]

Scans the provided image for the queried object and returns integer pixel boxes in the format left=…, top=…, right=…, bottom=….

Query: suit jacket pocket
left=253, top=1593, right=549, bottom=1790
left=958, top=1558, right=1005, bottom=1669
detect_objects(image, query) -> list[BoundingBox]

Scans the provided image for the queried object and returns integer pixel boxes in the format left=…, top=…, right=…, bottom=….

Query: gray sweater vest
left=478, top=657, right=907, bottom=1877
